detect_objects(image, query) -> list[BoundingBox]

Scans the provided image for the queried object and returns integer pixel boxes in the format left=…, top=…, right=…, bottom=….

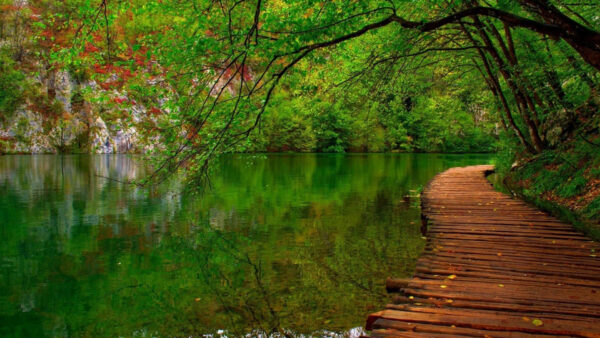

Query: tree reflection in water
left=0, top=153, right=493, bottom=337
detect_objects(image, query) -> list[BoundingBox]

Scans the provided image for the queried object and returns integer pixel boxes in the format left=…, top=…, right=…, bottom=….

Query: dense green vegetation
left=0, top=49, right=25, bottom=118
left=0, top=1, right=598, bottom=216
left=1, top=0, right=599, bottom=335
left=497, top=125, right=600, bottom=236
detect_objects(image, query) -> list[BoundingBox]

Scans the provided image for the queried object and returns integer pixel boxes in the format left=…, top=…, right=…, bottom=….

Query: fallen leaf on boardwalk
left=532, top=319, right=543, bottom=326
left=522, top=317, right=530, bottom=322
left=409, top=296, right=414, bottom=299
left=445, top=299, right=453, bottom=303
left=497, top=252, right=502, bottom=256
left=498, top=284, right=504, bottom=287
left=440, top=285, right=448, bottom=288
left=448, top=274, right=457, bottom=279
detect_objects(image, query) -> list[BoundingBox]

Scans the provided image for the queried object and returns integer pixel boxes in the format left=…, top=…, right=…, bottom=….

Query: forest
left=1, top=0, right=598, bottom=223
left=1, top=0, right=600, bottom=336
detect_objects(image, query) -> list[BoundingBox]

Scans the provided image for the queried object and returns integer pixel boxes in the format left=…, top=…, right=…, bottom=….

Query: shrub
left=0, top=48, right=26, bottom=121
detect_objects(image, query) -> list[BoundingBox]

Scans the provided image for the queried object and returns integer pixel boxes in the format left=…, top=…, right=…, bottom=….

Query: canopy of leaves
left=1, top=0, right=599, bottom=188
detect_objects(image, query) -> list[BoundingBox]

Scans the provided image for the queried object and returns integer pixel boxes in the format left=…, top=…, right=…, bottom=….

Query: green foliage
left=584, top=197, right=600, bottom=220
left=313, top=103, right=353, bottom=153
left=532, top=168, right=562, bottom=194
left=0, top=0, right=598, bottom=228
left=0, top=139, right=9, bottom=154
left=252, top=99, right=317, bottom=152
left=558, top=173, right=587, bottom=198
left=500, top=129, right=600, bottom=237
left=0, top=48, right=25, bottom=120
left=14, top=116, right=29, bottom=143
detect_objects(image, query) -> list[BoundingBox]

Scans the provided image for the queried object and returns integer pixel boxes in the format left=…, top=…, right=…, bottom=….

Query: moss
left=15, top=117, right=30, bottom=143
left=592, top=167, right=600, bottom=178
left=499, top=130, right=600, bottom=241
left=583, top=197, right=600, bottom=220
left=557, top=174, right=587, bottom=198
left=531, top=169, right=562, bottom=194
left=503, top=178, right=600, bottom=241
left=0, top=139, right=9, bottom=154
left=0, top=48, right=26, bottom=120
left=519, top=158, right=545, bottom=180
left=67, top=63, right=90, bottom=83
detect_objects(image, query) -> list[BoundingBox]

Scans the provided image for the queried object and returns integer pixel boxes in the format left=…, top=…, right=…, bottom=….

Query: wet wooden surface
left=365, top=165, right=600, bottom=337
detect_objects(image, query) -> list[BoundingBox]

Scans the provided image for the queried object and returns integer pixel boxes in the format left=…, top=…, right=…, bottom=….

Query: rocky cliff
left=0, top=0, right=170, bottom=154
left=0, top=67, right=165, bottom=154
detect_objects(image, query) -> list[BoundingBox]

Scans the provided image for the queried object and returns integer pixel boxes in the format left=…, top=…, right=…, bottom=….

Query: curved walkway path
left=366, top=165, right=600, bottom=337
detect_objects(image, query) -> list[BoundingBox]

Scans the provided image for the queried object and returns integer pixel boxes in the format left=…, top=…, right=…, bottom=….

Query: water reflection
left=0, top=153, right=493, bottom=337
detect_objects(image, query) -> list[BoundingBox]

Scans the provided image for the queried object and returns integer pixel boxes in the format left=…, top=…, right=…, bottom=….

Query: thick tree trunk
left=518, top=0, right=600, bottom=71
left=474, top=62, right=509, bottom=131
left=461, top=22, right=535, bottom=152
left=471, top=19, right=546, bottom=152
left=485, top=22, right=546, bottom=130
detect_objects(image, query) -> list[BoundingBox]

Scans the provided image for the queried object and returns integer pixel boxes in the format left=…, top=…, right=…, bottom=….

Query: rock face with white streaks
left=0, top=68, right=166, bottom=154
left=90, top=117, right=112, bottom=154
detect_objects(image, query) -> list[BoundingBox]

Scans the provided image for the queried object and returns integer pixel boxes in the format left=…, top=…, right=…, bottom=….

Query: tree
left=8, top=0, right=598, bottom=184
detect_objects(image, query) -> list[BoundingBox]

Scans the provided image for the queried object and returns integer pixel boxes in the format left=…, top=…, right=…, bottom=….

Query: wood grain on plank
left=365, top=165, right=600, bottom=337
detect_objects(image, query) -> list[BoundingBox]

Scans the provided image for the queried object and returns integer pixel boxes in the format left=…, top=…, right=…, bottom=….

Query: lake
left=0, top=153, right=494, bottom=337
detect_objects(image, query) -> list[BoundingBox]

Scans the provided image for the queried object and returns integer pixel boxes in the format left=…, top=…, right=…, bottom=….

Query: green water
left=0, top=153, right=493, bottom=337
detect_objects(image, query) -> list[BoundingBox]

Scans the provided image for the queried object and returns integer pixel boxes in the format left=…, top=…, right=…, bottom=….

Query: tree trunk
left=460, top=22, right=535, bottom=152
left=471, top=18, right=546, bottom=152
left=518, top=0, right=600, bottom=71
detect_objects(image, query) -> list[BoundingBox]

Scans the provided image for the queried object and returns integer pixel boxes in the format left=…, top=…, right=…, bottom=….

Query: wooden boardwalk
left=366, top=165, right=600, bottom=337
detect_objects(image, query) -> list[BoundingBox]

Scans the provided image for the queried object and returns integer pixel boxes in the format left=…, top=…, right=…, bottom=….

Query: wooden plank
left=371, top=309, right=600, bottom=336
left=365, top=165, right=600, bottom=337
left=389, top=297, right=600, bottom=318
left=371, top=318, right=561, bottom=337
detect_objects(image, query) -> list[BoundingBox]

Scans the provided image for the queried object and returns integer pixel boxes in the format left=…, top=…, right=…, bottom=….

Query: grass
left=496, top=133, right=600, bottom=241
